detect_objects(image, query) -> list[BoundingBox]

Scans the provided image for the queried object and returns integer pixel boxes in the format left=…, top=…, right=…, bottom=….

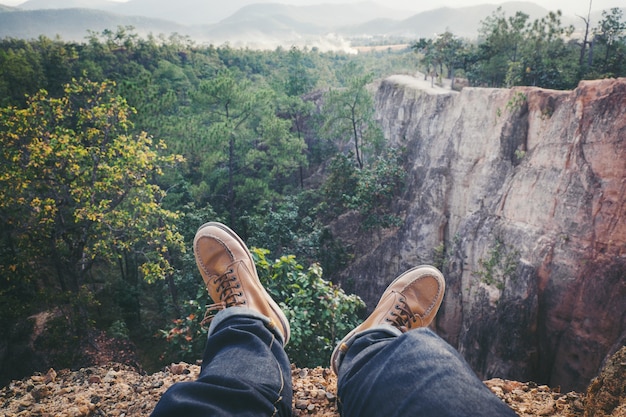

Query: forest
left=0, top=6, right=625, bottom=383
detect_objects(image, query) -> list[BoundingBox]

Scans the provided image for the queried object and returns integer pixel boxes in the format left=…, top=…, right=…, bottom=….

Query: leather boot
left=331, top=265, right=445, bottom=374
left=194, top=222, right=291, bottom=345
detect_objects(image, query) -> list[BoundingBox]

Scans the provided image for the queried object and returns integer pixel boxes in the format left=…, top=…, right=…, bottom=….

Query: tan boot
left=194, top=222, right=291, bottom=345
left=331, top=265, right=445, bottom=374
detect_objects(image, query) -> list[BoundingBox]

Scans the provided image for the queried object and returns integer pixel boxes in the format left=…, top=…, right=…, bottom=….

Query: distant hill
left=222, top=2, right=410, bottom=28
left=17, top=0, right=253, bottom=24
left=18, top=0, right=118, bottom=10
left=2, top=1, right=621, bottom=48
left=343, top=2, right=550, bottom=38
left=0, top=8, right=189, bottom=42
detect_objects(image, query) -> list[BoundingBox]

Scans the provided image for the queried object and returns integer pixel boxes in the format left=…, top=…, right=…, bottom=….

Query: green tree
left=0, top=79, right=185, bottom=295
left=474, top=8, right=530, bottom=86
left=284, top=46, right=317, bottom=97
left=594, top=8, right=626, bottom=75
left=432, top=31, right=466, bottom=88
left=412, top=37, right=436, bottom=81
left=192, top=69, right=307, bottom=227
left=0, top=41, right=45, bottom=106
left=322, top=66, right=383, bottom=169
left=521, top=11, right=576, bottom=89
left=254, top=249, right=365, bottom=367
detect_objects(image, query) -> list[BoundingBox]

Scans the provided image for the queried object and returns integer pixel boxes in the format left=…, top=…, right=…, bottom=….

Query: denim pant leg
left=151, top=308, right=293, bottom=417
left=337, top=327, right=517, bottom=417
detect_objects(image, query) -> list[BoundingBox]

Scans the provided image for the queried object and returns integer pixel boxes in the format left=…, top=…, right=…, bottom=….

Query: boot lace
left=201, top=268, right=244, bottom=327
left=386, top=295, right=417, bottom=332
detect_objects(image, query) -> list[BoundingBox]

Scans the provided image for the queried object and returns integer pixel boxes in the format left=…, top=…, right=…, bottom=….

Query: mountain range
left=0, top=0, right=618, bottom=49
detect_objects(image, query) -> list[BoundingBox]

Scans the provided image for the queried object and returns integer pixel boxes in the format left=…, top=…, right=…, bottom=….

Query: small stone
left=43, top=369, right=57, bottom=384
left=170, top=364, right=185, bottom=375
left=295, top=399, right=308, bottom=410
left=306, top=403, right=315, bottom=411
left=88, top=376, right=101, bottom=384
left=102, top=370, right=117, bottom=383
left=536, top=399, right=555, bottom=415
left=31, top=386, right=50, bottom=401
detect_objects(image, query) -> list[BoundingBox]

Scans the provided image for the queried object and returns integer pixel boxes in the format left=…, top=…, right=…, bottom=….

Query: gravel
left=0, top=362, right=591, bottom=417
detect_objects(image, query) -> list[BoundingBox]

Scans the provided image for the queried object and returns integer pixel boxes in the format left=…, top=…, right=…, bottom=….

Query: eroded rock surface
left=584, top=346, right=626, bottom=417
left=335, top=75, right=626, bottom=391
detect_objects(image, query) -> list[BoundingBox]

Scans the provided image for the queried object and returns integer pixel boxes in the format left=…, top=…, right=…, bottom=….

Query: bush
left=160, top=247, right=365, bottom=368
left=322, top=149, right=406, bottom=230
left=253, top=248, right=365, bottom=367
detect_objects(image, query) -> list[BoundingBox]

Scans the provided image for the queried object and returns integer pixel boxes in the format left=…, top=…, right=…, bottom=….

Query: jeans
left=151, top=308, right=292, bottom=417
left=151, top=309, right=516, bottom=417
left=338, top=326, right=517, bottom=417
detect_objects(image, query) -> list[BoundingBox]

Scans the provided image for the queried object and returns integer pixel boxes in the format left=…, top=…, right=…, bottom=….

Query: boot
left=194, top=222, right=291, bottom=345
left=331, top=265, right=445, bottom=374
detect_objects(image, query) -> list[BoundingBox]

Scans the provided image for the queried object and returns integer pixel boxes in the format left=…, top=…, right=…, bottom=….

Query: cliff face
left=338, top=75, right=626, bottom=392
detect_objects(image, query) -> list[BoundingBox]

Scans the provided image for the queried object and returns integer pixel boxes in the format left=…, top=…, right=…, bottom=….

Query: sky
left=0, top=0, right=623, bottom=17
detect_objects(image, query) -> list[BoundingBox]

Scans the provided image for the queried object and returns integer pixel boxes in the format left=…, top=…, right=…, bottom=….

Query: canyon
left=335, top=75, right=626, bottom=392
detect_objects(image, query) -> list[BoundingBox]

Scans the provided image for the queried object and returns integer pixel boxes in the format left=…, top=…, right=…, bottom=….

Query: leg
left=152, top=309, right=292, bottom=417
left=337, top=327, right=516, bottom=417
left=331, top=265, right=516, bottom=417
left=152, top=222, right=293, bottom=416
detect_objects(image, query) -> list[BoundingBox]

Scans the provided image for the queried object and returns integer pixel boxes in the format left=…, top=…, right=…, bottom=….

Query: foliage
left=412, top=31, right=465, bottom=81
left=432, top=233, right=461, bottom=272
left=160, top=248, right=364, bottom=367
left=253, top=248, right=365, bottom=367
left=190, top=68, right=308, bottom=229
left=321, top=64, right=383, bottom=168
left=321, top=149, right=406, bottom=230
left=159, top=297, right=209, bottom=362
left=245, top=192, right=321, bottom=261
left=464, top=6, right=626, bottom=88
left=0, top=33, right=412, bottom=375
left=591, top=8, right=626, bottom=77
left=473, top=239, right=520, bottom=290
left=0, top=79, right=185, bottom=293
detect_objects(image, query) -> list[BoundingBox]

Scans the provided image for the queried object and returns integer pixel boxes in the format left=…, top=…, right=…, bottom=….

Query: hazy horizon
left=0, top=0, right=623, bottom=17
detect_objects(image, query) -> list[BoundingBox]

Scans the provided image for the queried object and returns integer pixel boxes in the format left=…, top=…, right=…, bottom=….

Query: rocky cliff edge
left=336, top=75, right=626, bottom=392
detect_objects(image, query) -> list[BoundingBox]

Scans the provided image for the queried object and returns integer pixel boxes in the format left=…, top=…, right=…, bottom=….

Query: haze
left=0, top=0, right=623, bottom=17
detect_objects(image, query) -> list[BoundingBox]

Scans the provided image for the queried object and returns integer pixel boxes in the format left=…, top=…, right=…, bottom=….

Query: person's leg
left=151, top=309, right=292, bottom=417
left=337, top=327, right=516, bottom=417
left=331, top=265, right=516, bottom=417
left=152, top=222, right=293, bottom=417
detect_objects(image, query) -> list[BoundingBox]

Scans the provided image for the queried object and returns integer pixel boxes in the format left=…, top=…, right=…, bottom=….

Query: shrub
left=160, top=247, right=365, bottom=368
left=253, top=248, right=365, bottom=367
